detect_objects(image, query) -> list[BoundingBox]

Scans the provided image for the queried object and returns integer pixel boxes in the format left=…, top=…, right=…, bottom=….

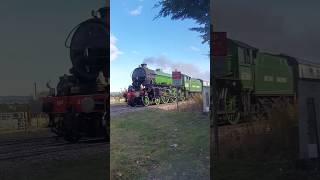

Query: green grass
left=0, top=153, right=109, bottom=180
left=111, top=109, right=210, bottom=179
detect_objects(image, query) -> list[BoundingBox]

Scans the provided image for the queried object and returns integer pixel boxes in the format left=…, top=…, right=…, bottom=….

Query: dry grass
left=181, top=94, right=203, bottom=111
left=218, top=102, right=299, bottom=160
left=215, top=102, right=302, bottom=179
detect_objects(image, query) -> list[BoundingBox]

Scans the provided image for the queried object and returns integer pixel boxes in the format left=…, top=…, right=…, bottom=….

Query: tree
left=154, top=0, right=210, bottom=44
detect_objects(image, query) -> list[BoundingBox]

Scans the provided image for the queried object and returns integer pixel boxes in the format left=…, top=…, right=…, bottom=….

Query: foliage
left=154, top=0, right=210, bottom=44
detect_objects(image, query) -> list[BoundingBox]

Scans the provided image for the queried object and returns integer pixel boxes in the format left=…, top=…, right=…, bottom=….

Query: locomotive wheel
left=128, top=99, right=136, bottom=107
left=226, top=112, right=240, bottom=125
left=154, top=98, right=161, bottom=105
left=161, top=96, right=169, bottom=104
left=142, top=96, right=150, bottom=106
left=170, top=95, right=177, bottom=103
left=253, top=103, right=266, bottom=121
left=63, top=112, right=81, bottom=142
left=222, top=88, right=241, bottom=125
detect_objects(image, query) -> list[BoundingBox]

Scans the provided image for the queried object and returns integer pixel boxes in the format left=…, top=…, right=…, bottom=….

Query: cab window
left=238, top=47, right=245, bottom=64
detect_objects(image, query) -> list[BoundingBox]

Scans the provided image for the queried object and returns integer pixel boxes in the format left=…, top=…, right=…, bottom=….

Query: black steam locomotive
left=42, top=7, right=109, bottom=142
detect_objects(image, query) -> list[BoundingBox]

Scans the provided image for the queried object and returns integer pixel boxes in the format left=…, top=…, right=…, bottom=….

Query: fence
left=0, top=112, right=49, bottom=131
left=110, top=96, right=125, bottom=104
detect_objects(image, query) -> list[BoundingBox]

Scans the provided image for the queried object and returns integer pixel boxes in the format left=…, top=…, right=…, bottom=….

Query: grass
left=111, top=109, right=210, bottom=179
left=214, top=102, right=314, bottom=179
left=0, top=153, right=109, bottom=180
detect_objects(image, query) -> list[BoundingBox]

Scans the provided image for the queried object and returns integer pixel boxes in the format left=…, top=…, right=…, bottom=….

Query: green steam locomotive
left=125, top=64, right=203, bottom=106
left=214, top=38, right=320, bottom=124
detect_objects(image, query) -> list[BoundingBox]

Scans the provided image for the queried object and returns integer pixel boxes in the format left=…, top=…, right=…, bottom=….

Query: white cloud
left=190, top=46, right=200, bottom=52
left=110, top=33, right=123, bottom=62
left=131, top=50, right=139, bottom=54
left=130, top=6, right=143, bottom=16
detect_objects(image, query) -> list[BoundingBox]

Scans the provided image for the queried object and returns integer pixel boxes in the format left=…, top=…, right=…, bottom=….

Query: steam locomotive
left=42, top=7, right=109, bottom=142
left=212, top=33, right=320, bottom=125
left=125, top=63, right=203, bottom=107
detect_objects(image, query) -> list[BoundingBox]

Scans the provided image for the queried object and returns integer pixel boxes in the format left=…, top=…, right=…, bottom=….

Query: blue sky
left=110, top=0, right=210, bottom=92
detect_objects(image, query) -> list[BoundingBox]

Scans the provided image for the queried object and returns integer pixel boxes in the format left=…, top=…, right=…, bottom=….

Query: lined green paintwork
left=152, top=69, right=202, bottom=92
left=154, top=69, right=172, bottom=85
left=189, top=78, right=202, bottom=92
left=215, top=39, right=294, bottom=95
left=182, top=75, right=190, bottom=90
left=239, top=64, right=254, bottom=89
left=254, top=53, right=294, bottom=95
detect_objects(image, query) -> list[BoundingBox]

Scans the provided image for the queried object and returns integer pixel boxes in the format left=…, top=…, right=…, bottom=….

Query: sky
left=0, top=0, right=105, bottom=96
left=212, top=0, right=320, bottom=62
left=110, top=0, right=210, bottom=92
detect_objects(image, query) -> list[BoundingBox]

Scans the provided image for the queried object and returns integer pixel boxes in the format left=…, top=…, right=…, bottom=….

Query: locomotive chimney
left=141, top=63, right=147, bottom=68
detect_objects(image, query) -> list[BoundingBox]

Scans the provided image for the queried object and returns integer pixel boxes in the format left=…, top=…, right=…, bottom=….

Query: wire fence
left=0, top=112, right=49, bottom=132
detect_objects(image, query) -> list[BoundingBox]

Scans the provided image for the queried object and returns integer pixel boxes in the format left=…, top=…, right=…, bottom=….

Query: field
left=111, top=107, right=210, bottom=179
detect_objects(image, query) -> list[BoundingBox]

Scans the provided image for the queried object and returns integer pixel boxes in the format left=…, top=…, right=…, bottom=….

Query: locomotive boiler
left=126, top=63, right=203, bottom=107
left=42, top=7, right=109, bottom=142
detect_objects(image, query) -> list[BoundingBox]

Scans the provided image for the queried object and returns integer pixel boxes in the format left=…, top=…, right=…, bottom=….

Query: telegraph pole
left=176, top=87, right=179, bottom=111
left=34, top=82, right=37, bottom=100
left=210, top=25, right=216, bottom=178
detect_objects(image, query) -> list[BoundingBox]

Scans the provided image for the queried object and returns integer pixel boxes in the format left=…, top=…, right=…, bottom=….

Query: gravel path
left=110, top=100, right=196, bottom=118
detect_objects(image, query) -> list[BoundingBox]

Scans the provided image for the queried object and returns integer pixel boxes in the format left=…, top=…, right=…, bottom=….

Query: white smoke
left=143, top=55, right=210, bottom=81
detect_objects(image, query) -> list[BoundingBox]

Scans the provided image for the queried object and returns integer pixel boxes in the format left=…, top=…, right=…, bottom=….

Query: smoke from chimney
left=143, top=55, right=209, bottom=81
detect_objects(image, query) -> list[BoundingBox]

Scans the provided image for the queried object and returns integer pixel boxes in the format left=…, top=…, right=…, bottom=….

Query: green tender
left=254, top=53, right=294, bottom=95
left=189, top=78, right=202, bottom=92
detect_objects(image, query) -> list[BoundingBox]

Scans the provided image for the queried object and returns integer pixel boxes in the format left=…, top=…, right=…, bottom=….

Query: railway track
left=110, top=100, right=195, bottom=117
left=110, top=103, right=147, bottom=117
left=0, top=136, right=108, bottom=161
